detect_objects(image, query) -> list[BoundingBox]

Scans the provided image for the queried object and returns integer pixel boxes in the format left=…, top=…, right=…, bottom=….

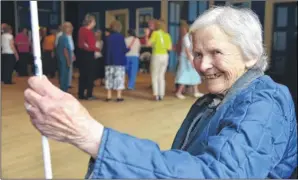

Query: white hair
left=190, top=6, right=269, bottom=71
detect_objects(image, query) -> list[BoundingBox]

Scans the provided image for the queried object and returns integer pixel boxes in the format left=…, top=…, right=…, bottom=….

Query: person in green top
left=145, top=19, right=172, bottom=101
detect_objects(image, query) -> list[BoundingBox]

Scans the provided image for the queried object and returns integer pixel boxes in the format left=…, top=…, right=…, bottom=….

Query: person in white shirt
left=125, top=29, right=141, bottom=90
left=94, top=30, right=105, bottom=86
left=1, top=25, right=19, bottom=84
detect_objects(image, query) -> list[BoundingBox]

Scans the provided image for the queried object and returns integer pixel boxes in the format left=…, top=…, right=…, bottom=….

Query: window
left=198, top=1, right=208, bottom=16
left=188, top=1, right=197, bottom=21
left=188, top=1, right=209, bottom=24
left=276, top=7, right=288, bottom=27
left=273, top=31, right=287, bottom=51
left=168, top=2, right=181, bottom=72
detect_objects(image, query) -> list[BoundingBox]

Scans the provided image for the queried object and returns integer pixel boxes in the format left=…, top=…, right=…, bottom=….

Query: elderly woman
left=77, top=14, right=100, bottom=100
left=105, top=20, right=129, bottom=101
left=24, top=7, right=297, bottom=178
left=56, top=22, right=73, bottom=92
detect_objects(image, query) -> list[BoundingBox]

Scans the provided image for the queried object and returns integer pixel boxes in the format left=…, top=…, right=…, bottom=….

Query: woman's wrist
left=73, top=119, right=105, bottom=159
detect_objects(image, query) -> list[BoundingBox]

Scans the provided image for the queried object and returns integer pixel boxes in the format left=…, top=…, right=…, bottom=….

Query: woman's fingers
left=28, top=75, right=63, bottom=98
left=24, top=88, right=43, bottom=108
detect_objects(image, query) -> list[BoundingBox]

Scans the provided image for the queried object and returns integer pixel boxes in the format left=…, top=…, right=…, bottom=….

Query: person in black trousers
left=77, top=14, right=100, bottom=100
left=1, top=25, right=19, bottom=84
left=15, top=27, right=31, bottom=76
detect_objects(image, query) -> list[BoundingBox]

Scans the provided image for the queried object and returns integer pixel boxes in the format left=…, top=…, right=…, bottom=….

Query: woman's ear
left=244, top=58, right=258, bottom=69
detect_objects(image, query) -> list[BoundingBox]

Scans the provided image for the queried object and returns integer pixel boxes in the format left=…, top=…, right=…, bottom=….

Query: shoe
left=78, top=96, right=87, bottom=100
left=176, top=93, right=186, bottom=99
left=87, top=96, right=98, bottom=100
left=105, top=98, right=112, bottom=102
left=159, top=96, right=164, bottom=101
left=194, top=92, right=204, bottom=98
left=116, top=98, right=124, bottom=102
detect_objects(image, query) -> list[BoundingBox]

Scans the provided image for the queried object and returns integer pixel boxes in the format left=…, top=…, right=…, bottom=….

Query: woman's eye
left=212, top=50, right=222, bottom=55
left=194, top=52, right=202, bottom=58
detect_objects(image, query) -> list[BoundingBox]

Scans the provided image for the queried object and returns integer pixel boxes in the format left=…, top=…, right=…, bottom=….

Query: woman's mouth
left=202, top=73, right=222, bottom=80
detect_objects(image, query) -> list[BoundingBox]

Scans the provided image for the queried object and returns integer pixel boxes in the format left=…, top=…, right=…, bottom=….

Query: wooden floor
left=1, top=72, right=206, bottom=178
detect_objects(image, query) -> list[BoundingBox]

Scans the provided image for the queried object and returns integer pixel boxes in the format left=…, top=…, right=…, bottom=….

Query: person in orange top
left=42, top=29, right=56, bottom=78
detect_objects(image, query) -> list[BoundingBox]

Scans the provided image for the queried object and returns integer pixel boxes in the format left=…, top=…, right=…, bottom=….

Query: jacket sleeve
left=86, top=90, right=292, bottom=179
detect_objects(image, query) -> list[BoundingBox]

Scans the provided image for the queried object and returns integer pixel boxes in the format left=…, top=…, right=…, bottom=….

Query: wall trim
left=161, top=0, right=168, bottom=32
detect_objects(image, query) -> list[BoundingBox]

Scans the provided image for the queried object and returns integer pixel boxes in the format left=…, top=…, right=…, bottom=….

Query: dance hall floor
left=1, top=72, right=207, bottom=178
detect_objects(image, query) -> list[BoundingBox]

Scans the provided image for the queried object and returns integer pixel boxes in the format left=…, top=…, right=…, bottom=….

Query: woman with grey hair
left=77, top=13, right=100, bottom=100
left=24, top=6, right=297, bottom=178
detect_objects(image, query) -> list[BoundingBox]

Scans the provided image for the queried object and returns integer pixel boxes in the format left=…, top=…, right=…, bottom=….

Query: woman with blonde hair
left=145, top=19, right=172, bottom=101
left=175, top=20, right=203, bottom=99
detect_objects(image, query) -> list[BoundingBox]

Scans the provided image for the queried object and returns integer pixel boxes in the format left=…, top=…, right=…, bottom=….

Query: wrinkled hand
left=24, top=76, right=103, bottom=158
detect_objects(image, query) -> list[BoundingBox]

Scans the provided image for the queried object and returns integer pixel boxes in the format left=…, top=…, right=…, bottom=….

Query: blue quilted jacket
left=86, top=69, right=297, bottom=178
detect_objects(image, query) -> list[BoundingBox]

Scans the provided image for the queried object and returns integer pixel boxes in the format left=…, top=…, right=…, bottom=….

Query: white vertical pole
left=29, top=1, right=53, bottom=179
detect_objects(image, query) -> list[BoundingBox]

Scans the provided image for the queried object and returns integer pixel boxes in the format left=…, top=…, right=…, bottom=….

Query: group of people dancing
left=0, top=23, right=75, bottom=88
left=75, top=14, right=204, bottom=102
left=1, top=14, right=205, bottom=101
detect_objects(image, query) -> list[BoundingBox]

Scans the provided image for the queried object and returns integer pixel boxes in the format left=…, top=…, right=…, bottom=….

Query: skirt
left=175, top=55, right=201, bottom=85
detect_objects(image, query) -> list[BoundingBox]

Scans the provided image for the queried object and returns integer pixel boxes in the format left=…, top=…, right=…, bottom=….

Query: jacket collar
left=218, top=68, right=264, bottom=109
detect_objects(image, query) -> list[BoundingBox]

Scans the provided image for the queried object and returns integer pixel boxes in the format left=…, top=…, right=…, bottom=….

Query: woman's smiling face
left=192, top=25, right=248, bottom=95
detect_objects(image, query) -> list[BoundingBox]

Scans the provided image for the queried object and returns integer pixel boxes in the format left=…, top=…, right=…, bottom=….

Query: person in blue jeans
left=56, top=22, right=73, bottom=92
left=125, top=29, right=141, bottom=90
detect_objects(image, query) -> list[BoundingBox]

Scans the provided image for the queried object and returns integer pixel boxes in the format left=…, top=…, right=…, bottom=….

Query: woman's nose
left=199, top=56, right=213, bottom=72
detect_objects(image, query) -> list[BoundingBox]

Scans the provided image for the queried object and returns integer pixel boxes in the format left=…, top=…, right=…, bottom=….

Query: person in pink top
left=15, top=27, right=31, bottom=76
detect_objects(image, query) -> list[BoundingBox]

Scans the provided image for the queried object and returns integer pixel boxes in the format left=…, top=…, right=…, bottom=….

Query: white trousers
left=150, top=54, right=169, bottom=96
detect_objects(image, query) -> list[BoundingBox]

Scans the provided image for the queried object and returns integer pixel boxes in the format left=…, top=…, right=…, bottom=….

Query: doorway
left=268, top=1, right=297, bottom=111
left=105, top=9, right=129, bottom=36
